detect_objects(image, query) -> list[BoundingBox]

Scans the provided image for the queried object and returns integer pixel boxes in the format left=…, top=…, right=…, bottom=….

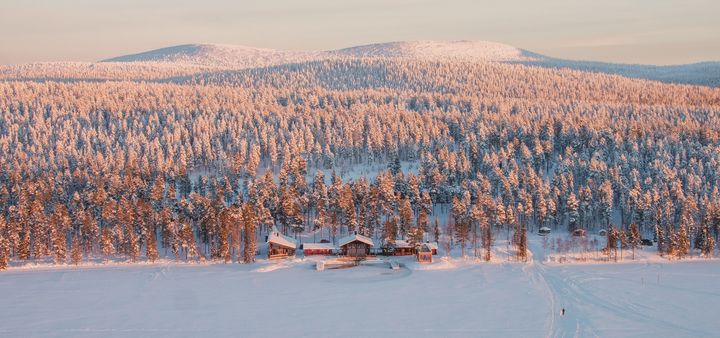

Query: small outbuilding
left=572, top=229, right=586, bottom=237
left=338, top=233, right=374, bottom=258
left=421, top=241, right=439, bottom=255
left=538, top=227, right=551, bottom=236
left=267, top=228, right=297, bottom=259
left=598, top=229, right=607, bottom=236
left=416, top=242, right=436, bottom=263
left=302, top=243, right=337, bottom=256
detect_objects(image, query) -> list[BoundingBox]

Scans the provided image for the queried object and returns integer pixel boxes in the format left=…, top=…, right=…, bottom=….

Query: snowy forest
left=1, top=57, right=720, bottom=269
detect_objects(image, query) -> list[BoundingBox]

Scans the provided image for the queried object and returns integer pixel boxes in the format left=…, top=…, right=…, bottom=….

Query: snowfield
left=2, top=240, right=719, bottom=337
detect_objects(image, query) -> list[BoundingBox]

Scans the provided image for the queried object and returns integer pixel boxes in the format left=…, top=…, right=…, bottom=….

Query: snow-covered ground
left=2, top=238, right=719, bottom=337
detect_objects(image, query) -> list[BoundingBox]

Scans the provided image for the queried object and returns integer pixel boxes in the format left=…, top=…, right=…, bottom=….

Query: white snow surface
left=2, top=235, right=720, bottom=337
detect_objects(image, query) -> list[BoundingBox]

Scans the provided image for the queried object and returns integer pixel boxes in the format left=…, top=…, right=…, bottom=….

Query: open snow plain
left=1, top=243, right=719, bottom=337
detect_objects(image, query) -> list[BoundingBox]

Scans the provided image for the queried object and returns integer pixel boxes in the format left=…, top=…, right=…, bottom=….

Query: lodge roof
left=267, top=228, right=298, bottom=249
left=337, top=233, right=374, bottom=247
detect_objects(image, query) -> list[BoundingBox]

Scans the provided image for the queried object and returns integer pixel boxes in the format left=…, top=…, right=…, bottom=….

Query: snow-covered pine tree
left=51, top=214, right=67, bottom=264
left=628, top=223, right=641, bottom=260
left=605, top=225, right=617, bottom=262
left=566, top=193, right=580, bottom=231
left=70, top=234, right=82, bottom=265
left=382, top=216, right=398, bottom=244
left=676, top=218, right=690, bottom=259
left=146, top=222, right=159, bottom=263
left=242, top=203, right=257, bottom=263
left=101, top=228, right=115, bottom=261
left=0, top=218, right=9, bottom=270
left=398, top=197, right=413, bottom=239
left=516, top=224, right=528, bottom=262
left=482, top=221, right=493, bottom=262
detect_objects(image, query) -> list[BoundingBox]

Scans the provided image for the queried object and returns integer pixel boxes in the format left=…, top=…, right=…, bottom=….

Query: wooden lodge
left=392, top=240, right=416, bottom=256
left=302, top=243, right=337, bottom=256
left=267, top=228, right=298, bottom=259
left=338, top=233, right=374, bottom=258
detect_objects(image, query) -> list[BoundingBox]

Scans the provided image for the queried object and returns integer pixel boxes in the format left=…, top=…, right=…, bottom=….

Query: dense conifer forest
left=1, top=57, right=719, bottom=269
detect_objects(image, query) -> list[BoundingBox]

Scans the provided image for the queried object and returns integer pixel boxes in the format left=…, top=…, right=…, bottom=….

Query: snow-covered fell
left=85, top=40, right=720, bottom=87
left=102, top=40, right=536, bottom=68
left=103, top=43, right=327, bottom=68
left=334, top=40, right=534, bottom=61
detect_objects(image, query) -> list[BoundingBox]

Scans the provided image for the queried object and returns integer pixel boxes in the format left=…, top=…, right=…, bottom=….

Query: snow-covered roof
left=420, top=242, right=438, bottom=250
left=337, top=233, right=374, bottom=247
left=267, top=229, right=297, bottom=249
left=393, top=240, right=413, bottom=248
left=302, top=243, right=337, bottom=250
left=539, top=227, right=551, bottom=231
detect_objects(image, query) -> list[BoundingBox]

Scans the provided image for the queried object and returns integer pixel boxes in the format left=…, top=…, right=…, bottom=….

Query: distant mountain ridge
left=102, top=40, right=535, bottom=68
left=92, top=40, right=720, bottom=87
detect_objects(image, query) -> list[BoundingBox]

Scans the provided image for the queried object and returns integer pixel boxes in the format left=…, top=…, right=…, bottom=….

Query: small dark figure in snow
left=561, top=308, right=565, bottom=316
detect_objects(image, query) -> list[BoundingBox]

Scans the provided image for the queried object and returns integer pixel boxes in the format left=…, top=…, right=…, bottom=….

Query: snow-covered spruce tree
left=0, top=219, right=9, bottom=270
left=242, top=203, right=257, bottom=263
left=566, top=193, right=580, bottom=231
left=126, top=224, right=140, bottom=262
left=676, top=219, right=690, bottom=259
left=17, top=226, right=31, bottom=261
left=656, top=222, right=666, bottom=257
left=339, top=184, right=357, bottom=235
left=450, top=194, right=470, bottom=257
left=433, top=219, right=440, bottom=243
left=51, top=217, right=67, bottom=265
left=628, top=223, right=641, bottom=260
left=146, top=222, right=159, bottom=263
left=696, top=220, right=715, bottom=257
left=516, top=224, right=528, bottom=262
left=398, top=197, right=413, bottom=239
left=482, top=222, right=493, bottom=262
left=382, top=217, right=398, bottom=245
left=181, top=222, right=198, bottom=261
left=599, top=181, right=614, bottom=228
left=666, top=226, right=677, bottom=258
left=471, top=204, right=487, bottom=258
left=70, top=234, right=82, bottom=265
left=100, top=228, right=115, bottom=261
left=605, top=225, right=617, bottom=262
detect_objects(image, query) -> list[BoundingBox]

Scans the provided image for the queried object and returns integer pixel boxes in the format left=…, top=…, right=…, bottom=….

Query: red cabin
left=302, top=243, right=337, bottom=256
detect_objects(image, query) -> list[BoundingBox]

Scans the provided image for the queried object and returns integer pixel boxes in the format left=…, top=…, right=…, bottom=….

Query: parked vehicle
left=572, top=229, right=586, bottom=237
left=538, top=227, right=551, bottom=236
left=641, top=239, right=653, bottom=246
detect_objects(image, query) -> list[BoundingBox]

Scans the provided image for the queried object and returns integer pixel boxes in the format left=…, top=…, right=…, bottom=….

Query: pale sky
left=1, top=0, right=718, bottom=65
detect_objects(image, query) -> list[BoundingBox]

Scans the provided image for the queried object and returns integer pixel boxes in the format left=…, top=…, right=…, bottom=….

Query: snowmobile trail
left=526, top=236, right=715, bottom=337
